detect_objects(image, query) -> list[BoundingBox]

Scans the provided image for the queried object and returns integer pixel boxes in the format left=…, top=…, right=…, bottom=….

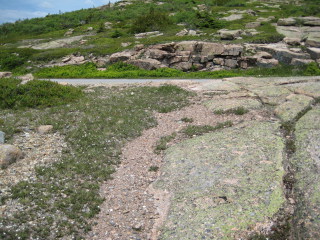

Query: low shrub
left=304, top=62, right=320, bottom=76
left=0, top=78, right=82, bottom=109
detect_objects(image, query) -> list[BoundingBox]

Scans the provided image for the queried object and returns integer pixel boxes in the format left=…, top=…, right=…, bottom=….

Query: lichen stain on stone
left=154, top=121, right=286, bottom=239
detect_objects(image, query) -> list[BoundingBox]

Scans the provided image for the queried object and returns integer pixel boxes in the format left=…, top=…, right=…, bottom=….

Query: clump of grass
left=0, top=85, right=192, bottom=239
left=0, top=78, right=83, bottom=109
left=214, top=107, right=249, bottom=115
left=149, top=166, right=159, bottom=172
left=180, top=117, right=194, bottom=123
left=154, top=133, right=177, bottom=154
left=182, top=121, right=233, bottom=137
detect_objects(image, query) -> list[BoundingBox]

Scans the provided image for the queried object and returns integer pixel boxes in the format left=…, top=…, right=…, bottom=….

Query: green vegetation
left=0, top=84, right=192, bottom=239
left=0, top=78, right=82, bottom=109
left=180, top=117, right=194, bottom=123
left=33, top=62, right=317, bottom=79
left=154, top=133, right=177, bottom=154
left=214, top=106, right=249, bottom=115
left=149, top=165, right=160, bottom=172
left=182, top=121, right=233, bottom=137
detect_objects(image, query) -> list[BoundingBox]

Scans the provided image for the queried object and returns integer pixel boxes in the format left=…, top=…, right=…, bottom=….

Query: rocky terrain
left=1, top=0, right=320, bottom=239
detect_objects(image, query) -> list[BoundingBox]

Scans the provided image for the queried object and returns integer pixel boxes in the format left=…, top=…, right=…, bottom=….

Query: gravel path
left=87, top=100, right=270, bottom=240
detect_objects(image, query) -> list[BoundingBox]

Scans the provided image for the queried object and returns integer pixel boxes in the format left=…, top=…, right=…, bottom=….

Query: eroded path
left=88, top=76, right=320, bottom=240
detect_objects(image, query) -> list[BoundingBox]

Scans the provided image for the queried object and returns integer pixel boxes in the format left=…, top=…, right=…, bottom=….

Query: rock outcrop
left=107, top=41, right=318, bottom=71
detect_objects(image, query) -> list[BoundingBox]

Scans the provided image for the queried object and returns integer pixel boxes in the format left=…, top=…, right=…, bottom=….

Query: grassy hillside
left=0, top=0, right=319, bottom=75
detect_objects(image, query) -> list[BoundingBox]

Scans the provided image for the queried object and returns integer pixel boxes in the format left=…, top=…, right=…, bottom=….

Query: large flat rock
left=204, top=97, right=262, bottom=112
left=274, top=94, right=314, bottom=122
left=291, top=107, right=320, bottom=239
left=250, top=85, right=292, bottom=105
left=190, top=80, right=241, bottom=92
left=286, top=81, right=320, bottom=99
left=154, top=121, right=286, bottom=239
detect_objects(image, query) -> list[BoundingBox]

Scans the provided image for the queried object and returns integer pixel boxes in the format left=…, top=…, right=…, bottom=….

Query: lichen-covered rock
left=0, top=144, right=23, bottom=168
left=37, top=125, right=53, bottom=134
left=154, top=121, right=286, bottom=239
left=287, top=81, right=320, bottom=99
left=274, top=94, right=314, bottom=122
left=204, top=97, right=262, bottom=112
left=250, top=85, right=292, bottom=105
left=291, top=107, right=320, bottom=239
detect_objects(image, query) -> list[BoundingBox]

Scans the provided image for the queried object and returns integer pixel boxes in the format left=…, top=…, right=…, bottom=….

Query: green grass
left=154, top=133, right=177, bottom=154
left=180, top=117, right=194, bottom=123
left=214, top=107, right=249, bottom=115
left=33, top=62, right=316, bottom=79
left=182, top=121, right=233, bottom=137
left=0, top=78, right=82, bottom=109
left=0, top=84, right=192, bottom=239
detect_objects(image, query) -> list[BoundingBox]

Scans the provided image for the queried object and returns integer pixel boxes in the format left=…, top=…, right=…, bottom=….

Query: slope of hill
left=0, top=0, right=319, bottom=78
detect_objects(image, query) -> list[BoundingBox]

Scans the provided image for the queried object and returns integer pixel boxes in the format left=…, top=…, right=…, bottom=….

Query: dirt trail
left=87, top=101, right=266, bottom=240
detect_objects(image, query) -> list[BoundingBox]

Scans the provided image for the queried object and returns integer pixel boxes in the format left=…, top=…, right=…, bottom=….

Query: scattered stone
left=277, top=18, right=297, bottom=26
left=218, top=29, right=242, bottom=40
left=134, top=31, right=163, bottom=39
left=17, top=73, right=34, bottom=84
left=0, top=144, right=23, bottom=168
left=245, top=22, right=261, bottom=29
left=104, top=22, right=112, bottom=29
left=37, top=125, right=53, bottom=134
left=64, top=28, right=74, bottom=36
left=87, top=27, right=93, bottom=31
left=0, top=72, right=12, bottom=78
left=221, top=14, right=243, bottom=22
left=121, top=42, right=131, bottom=47
left=0, top=131, right=4, bottom=144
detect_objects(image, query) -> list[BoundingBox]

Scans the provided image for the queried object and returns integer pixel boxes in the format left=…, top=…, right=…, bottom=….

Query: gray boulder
left=277, top=18, right=297, bottom=26
left=218, top=29, right=242, bottom=40
left=0, top=144, right=23, bottom=168
left=307, top=47, right=320, bottom=60
left=127, top=59, right=164, bottom=70
left=0, top=131, right=4, bottom=144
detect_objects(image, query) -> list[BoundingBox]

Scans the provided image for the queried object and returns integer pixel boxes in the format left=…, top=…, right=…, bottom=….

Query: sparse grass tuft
left=214, top=107, right=249, bottom=115
left=154, top=133, right=177, bottom=154
left=182, top=121, right=233, bottom=137
left=180, top=117, right=194, bottom=123
left=149, top=166, right=159, bottom=172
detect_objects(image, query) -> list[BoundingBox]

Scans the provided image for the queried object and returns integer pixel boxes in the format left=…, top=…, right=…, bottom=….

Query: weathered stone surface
left=291, top=107, right=320, bottom=239
left=287, top=82, right=320, bottom=99
left=274, top=94, right=314, bottom=122
left=0, top=72, right=12, bottom=78
left=306, top=39, right=320, bottom=48
left=277, top=18, right=296, bottom=26
left=204, top=97, right=262, bottom=112
left=299, top=16, right=320, bottom=26
left=257, top=58, right=279, bottom=68
left=222, top=45, right=243, bottom=56
left=134, top=31, right=163, bottom=39
left=0, top=144, right=23, bottom=168
left=32, top=35, right=85, bottom=50
left=175, top=41, right=198, bottom=52
left=128, top=59, right=163, bottom=70
left=224, top=59, right=238, bottom=68
left=218, top=29, right=242, bottom=40
left=291, top=58, right=314, bottom=66
left=200, top=42, right=224, bottom=57
left=154, top=121, right=285, bottom=240
left=283, top=37, right=301, bottom=46
left=245, top=22, right=261, bottom=29
left=190, top=80, right=241, bottom=92
left=221, top=14, right=243, bottom=21
left=250, top=85, right=292, bottom=105
left=37, top=125, right=53, bottom=134
left=307, top=47, right=320, bottom=60
left=171, top=62, right=193, bottom=71
left=109, top=50, right=135, bottom=63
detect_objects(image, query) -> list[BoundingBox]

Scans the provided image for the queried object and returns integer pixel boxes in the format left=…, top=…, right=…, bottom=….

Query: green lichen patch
left=249, top=85, right=292, bottom=105
left=154, top=121, right=286, bottom=240
left=287, top=81, right=320, bottom=99
left=274, top=94, right=314, bottom=122
left=204, top=98, right=262, bottom=113
left=291, top=106, right=320, bottom=239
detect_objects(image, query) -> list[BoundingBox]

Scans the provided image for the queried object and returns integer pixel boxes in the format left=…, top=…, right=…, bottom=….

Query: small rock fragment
left=37, top=125, right=53, bottom=134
